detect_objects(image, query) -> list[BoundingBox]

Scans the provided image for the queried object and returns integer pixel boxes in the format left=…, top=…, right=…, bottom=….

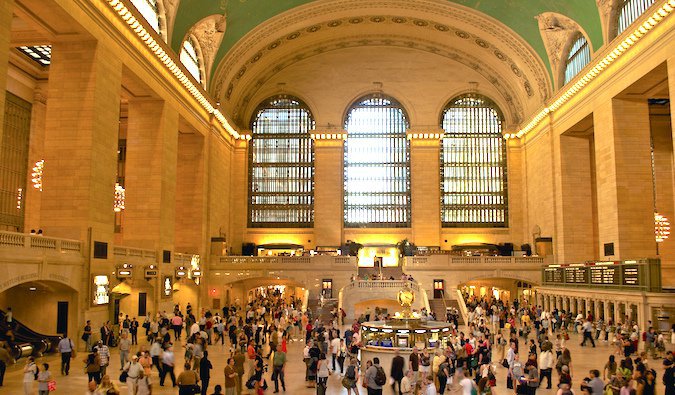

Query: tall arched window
left=617, top=0, right=656, bottom=35
left=180, top=36, right=202, bottom=83
left=440, top=94, right=508, bottom=227
left=129, top=0, right=161, bottom=35
left=249, top=96, right=315, bottom=227
left=344, top=94, right=411, bottom=227
left=563, top=34, right=591, bottom=85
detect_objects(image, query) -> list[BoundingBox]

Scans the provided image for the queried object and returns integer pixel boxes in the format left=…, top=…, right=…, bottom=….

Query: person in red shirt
left=246, top=340, right=256, bottom=381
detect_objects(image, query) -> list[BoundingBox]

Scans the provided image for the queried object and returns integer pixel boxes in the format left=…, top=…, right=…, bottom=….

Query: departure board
left=622, top=266, right=639, bottom=285
left=564, top=267, right=587, bottom=283
left=590, top=266, right=619, bottom=285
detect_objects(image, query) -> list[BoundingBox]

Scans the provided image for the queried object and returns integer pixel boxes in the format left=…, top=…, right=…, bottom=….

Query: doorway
left=56, top=301, right=68, bottom=335
left=433, top=279, right=445, bottom=299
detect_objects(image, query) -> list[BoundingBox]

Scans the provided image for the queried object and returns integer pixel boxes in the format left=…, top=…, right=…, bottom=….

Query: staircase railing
left=439, top=290, right=449, bottom=312
left=455, top=288, right=470, bottom=325
left=346, top=279, right=420, bottom=292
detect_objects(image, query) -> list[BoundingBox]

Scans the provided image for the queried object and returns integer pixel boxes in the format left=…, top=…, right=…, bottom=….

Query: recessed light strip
left=505, top=0, right=675, bottom=139
left=105, top=0, right=240, bottom=139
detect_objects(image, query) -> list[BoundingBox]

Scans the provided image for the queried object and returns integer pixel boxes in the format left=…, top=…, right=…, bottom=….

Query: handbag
left=48, top=380, right=56, bottom=391
left=119, top=370, right=128, bottom=383
left=341, top=376, right=355, bottom=389
left=502, top=359, right=509, bottom=368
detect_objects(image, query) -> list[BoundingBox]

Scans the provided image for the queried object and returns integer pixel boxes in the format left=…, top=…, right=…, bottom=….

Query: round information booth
left=359, top=284, right=453, bottom=368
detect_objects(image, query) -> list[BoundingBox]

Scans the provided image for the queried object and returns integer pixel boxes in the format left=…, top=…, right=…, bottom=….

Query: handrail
left=455, top=288, right=470, bottom=325
left=439, top=289, right=449, bottom=312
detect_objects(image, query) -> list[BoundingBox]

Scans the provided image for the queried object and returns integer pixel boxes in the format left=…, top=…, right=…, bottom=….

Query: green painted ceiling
left=171, top=0, right=604, bottom=81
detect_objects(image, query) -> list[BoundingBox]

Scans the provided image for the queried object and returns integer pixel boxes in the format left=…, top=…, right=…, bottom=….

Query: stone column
left=122, top=99, right=178, bottom=251
left=593, top=99, right=656, bottom=260
left=175, top=132, right=207, bottom=255
left=603, top=300, right=609, bottom=322
left=0, top=0, right=14, bottom=143
left=24, top=85, right=47, bottom=231
left=614, top=302, right=621, bottom=324
left=594, top=299, right=601, bottom=321
left=41, top=40, right=122, bottom=241
left=409, top=134, right=441, bottom=246
left=228, top=139, right=248, bottom=254
left=555, top=134, right=596, bottom=263
left=314, top=135, right=345, bottom=246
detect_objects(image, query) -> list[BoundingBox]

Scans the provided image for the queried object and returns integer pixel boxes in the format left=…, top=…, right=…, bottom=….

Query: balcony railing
left=346, top=280, right=420, bottom=292
left=407, top=255, right=546, bottom=267
left=0, top=231, right=82, bottom=254
left=113, top=246, right=157, bottom=259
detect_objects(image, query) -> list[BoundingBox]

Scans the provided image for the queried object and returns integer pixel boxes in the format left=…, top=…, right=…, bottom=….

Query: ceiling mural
left=170, top=0, right=604, bottom=80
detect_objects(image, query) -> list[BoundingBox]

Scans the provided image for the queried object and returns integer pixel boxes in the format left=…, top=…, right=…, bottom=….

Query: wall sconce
left=31, top=160, right=44, bottom=191
left=144, top=264, right=158, bottom=279
left=116, top=263, right=133, bottom=278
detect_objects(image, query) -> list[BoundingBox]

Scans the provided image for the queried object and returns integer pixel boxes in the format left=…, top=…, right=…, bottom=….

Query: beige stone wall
left=410, top=139, right=441, bottom=246
left=314, top=140, right=344, bottom=247
left=0, top=0, right=13, bottom=145
left=207, top=131, right=233, bottom=247
left=523, top=128, right=555, bottom=244
left=175, top=132, right=206, bottom=254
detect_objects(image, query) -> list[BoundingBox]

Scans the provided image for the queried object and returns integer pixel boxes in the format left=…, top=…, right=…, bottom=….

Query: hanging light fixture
left=655, top=212, right=670, bottom=243
left=114, top=183, right=126, bottom=212
left=16, top=188, right=23, bottom=210
left=31, top=160, right=44, bottom=191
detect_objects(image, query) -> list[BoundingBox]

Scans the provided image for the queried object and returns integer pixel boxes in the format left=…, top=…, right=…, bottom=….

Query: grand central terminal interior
left=0, top=0, right=675, bottom=394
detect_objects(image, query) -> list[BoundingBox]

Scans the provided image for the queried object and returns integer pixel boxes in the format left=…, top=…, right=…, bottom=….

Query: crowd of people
left=2, top=290, right=675, bottom=395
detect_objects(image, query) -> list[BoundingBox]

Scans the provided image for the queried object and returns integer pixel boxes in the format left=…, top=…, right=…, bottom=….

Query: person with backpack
left=342, top=357, right=360, bottom=394
left=365, top=357, right=386, bottom=395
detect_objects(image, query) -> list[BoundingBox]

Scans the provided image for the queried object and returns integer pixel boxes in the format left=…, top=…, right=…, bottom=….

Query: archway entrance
left=458, top=278, right=535, bottom=305
left=0, top=280, right=78, bottom=357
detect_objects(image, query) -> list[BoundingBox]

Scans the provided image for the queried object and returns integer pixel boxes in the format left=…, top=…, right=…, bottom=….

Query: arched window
left=440, top=94, right=508, bottom=227
left=344, top=94, right=411, bottom=227
left=180, top=36, right=202, bottom=83
left=617, top=0, right=656, bottom=35
left=563, top=35, right=591, bottom=85
left=129, top=0, right=161, bottom=35
left=249, top=96, right=315, bottom=227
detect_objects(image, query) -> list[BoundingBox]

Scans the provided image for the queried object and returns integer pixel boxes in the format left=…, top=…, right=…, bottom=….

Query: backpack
left=346, top=365, right=356, bottom=380
left=374, top=366, right=387, bottom=386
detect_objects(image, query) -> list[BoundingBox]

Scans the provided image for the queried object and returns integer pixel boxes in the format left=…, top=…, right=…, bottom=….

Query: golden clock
left=397, top=288, right=415, bottom=307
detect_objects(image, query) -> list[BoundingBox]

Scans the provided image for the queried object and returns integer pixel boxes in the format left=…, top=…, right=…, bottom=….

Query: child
left=210, top=384, right=224, bottom=395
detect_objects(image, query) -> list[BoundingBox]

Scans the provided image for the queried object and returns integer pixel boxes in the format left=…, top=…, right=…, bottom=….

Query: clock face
left=398, top=290, right=414, bottom=306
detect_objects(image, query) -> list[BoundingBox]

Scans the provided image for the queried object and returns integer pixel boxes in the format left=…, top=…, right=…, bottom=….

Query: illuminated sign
left=163, top=276, right=172, bottom=297
left=93, top=275, right=110, bottom=305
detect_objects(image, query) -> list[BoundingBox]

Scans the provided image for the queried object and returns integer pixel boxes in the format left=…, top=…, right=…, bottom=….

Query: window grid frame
left=180, top=37, right=201, bottom=83
left=617, top=0, right=656, bottom=35
left=440, top=94, right=508, bottom=228
left=563, top=34, right=591, bottom=85
left=248, top=95, right=315, bottom=228
left=343, top=94, right=412, bottom=228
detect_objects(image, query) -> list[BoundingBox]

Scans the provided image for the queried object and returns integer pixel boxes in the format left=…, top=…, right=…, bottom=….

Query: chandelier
left=113, top=183, right=125, bottom=212
left=655, top=212, right=670, bottom=243
left=31, top=160, right=44, bottom=191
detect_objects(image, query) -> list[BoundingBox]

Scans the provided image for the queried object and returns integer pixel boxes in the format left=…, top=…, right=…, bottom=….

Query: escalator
left=0, top=309, right=62, bottom=359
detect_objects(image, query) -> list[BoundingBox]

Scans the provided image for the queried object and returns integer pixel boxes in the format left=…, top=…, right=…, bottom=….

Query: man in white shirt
left=190, top=321, right=200, bottom=337
left=538, top=349, right=554, bottom=389
left=459, top=370, right=475, bottom=395
left=125, top=355, right=143, bottom=395
left=330, top=334, right=341, bottom=371
left=23, top=356, right=37, bottom=395
left=57, top=335, right=74, bottom=375
left=160, top=346, right=176, bottom=387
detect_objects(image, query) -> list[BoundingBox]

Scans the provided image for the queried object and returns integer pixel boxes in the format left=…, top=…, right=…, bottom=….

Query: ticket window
left=322, top=279, right=333, bottom=299
left=433, top=279, right=445, bottom=299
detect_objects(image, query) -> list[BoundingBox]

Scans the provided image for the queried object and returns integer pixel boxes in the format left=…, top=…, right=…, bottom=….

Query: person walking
left=316, top=353, right=330, bottom=395
left=272, top=343, right=287, bottom=393
left=0, top=341, right=13, bottom=386
left=118, top=332, right=131, bottom=369
left=82, top=320, right=93, bottom=351
left=391, top=350, right=405, bottom=395
left=580, top=319, right=596, bottom=347
left=224, top=357, right=237, bottom=395
left=23, top=356, right=37, bottom=395
left=36, top=363, right=52, bottom=395
left=96, top=340, right=110, bottom=377
left=364, top=357, right=385, bottom=395
left=56, top=334, right=74, bottom=376
left=177, top=362, right=200, bottom=395
left=538, top=349, right=554, bottom=389
left=200, top=350, right=213, bottom=395
left=84, top=350, right=102, bottom=384
left=124, top=355, right=143, bottom=395
left=160, top=346, right=176, bottom=387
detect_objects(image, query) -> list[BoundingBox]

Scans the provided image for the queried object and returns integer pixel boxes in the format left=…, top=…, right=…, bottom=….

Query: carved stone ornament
left=163, top=0, right=180, bottom=40
left=535, top=12, right=584, bottom=75
left=191, top=14, right=227, bottom=84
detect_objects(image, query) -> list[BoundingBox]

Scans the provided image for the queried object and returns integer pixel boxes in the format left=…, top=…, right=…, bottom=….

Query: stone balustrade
left=113, top=245, right=157, bottom=259
left=0, top=231, right=82, bottom=254
left=406, top=255, right=547, bottom=267
left=215, top=255, right=357, bottom=268
left=346, top=279, right=420, bottom=292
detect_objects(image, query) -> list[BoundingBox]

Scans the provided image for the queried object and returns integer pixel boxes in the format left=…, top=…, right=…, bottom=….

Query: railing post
left=55, top=239, right=62, bottom=253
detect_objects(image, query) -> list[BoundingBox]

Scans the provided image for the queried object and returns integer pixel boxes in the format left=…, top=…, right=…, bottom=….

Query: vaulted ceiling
left=170, top=0, right=604, bottom=78
left=167, top=0, right=609, bottom=128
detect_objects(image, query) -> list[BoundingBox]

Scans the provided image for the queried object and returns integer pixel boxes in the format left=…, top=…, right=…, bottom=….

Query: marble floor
left=1, top=330, right=669, bottom=394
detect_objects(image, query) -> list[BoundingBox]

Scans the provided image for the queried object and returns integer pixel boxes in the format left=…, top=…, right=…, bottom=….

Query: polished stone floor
left=1, top=329, right=669, bottom=394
